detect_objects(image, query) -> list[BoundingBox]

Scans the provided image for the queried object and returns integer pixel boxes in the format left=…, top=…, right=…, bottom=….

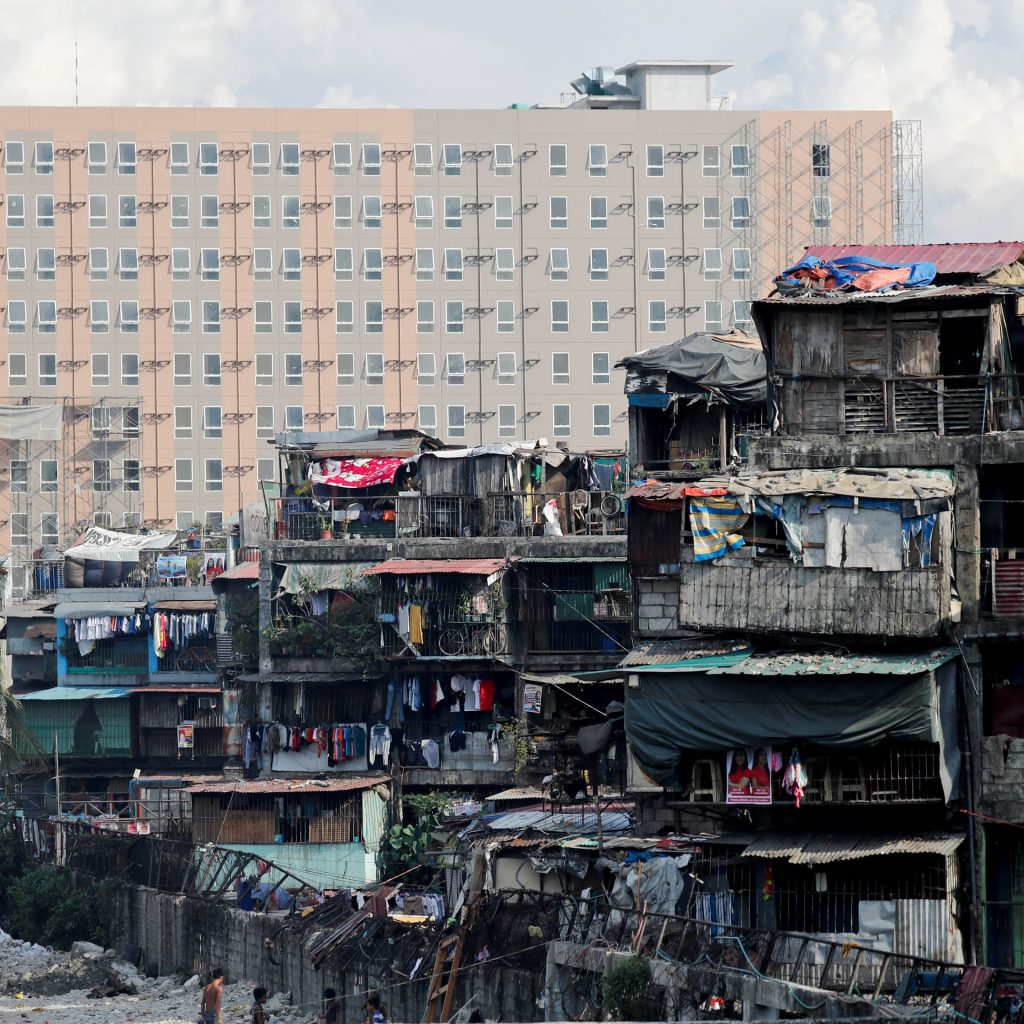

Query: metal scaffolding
left=891, top=119, right=924, bottom=244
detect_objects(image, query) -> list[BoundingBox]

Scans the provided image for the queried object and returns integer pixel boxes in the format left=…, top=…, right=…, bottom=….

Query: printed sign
left=522, top=683, right=543, bottom=715
left=176, top=723, right=195, bottom=750
left=157, top=554, right=188, bottom=579
left=726, top=746, right=774, bottom=805
left=204, top=554, right=226, bottom=580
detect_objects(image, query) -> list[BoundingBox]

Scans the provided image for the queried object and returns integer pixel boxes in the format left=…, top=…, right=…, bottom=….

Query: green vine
left=601, top=956, right=650, bottom=1020
left=503, top=717, right=532, bottom=775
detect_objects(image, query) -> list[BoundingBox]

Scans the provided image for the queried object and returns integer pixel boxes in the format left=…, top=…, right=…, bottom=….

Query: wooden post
left=719, top=406, right=727, bottom=471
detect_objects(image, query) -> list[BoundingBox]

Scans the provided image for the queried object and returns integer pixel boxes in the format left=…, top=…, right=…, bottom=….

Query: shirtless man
left=201, top=968, right=225, bottom=1024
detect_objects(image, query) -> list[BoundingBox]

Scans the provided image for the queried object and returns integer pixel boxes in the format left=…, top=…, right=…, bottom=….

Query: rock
left=267, top=991, right=292, bottom=1012
left=70, top=941, right=105, bottom=957
left=183, top=973, right=201, bottom=989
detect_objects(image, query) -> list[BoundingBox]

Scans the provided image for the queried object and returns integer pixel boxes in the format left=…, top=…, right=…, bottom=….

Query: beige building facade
left=0, top=61, right=903, bottom=557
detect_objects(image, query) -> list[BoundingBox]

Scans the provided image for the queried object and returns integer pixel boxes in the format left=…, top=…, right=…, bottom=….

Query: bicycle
left=438, top=621, right=508, bottom=656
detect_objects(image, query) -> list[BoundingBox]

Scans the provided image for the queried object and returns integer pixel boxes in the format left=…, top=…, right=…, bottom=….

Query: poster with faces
left=726, top=746, right=774, bottom=804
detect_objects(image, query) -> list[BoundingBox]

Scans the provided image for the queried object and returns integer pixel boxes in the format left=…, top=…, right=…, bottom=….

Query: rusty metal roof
left=362, top=557, right=514, bottom=577
left=488, top=786, right=548, bottom=802
left=806, top=242, right=1024, bottom=276
left=185, top=774, right=388, bottom=795
left=152, top=599, right=217, bottom=611
left=216, top=561, right=260, bottom=581
left=759, top=284, right=1003, bottom=306
left=742, top=830, right=964, bottom=864
left=709, top=648, right=958, bottom=677
left=620, top=637, right=752, bottom=668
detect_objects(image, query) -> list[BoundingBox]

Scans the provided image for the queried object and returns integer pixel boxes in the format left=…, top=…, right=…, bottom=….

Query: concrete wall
left=635, top=576, right=680, bottom=636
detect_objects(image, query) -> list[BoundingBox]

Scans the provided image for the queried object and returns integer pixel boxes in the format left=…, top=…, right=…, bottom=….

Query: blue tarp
left=778, top=254, right=936, bottom=292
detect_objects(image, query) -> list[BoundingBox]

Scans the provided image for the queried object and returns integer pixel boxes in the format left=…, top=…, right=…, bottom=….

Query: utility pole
left=54, top=731, right=64, bottom=867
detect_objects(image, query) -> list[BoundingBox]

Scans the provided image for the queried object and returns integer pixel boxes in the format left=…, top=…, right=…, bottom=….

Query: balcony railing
left=523, top=588, right=632, bottom=654
left=12, top=559, right=64, bottom=599
left=380, top=598, right=507, bottom=658
left=273, top=496, right=397, bottom=541
left=66, top=636, right=150, bottom=674
left=154, top=641, right=219, bottom=674
left=985, top=549, right=1024, bottom=617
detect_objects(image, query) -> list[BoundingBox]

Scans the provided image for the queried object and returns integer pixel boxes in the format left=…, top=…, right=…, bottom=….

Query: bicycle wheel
left=483, top=625, right=508, bottom=655
left=438, top=627, right=466, bottom=656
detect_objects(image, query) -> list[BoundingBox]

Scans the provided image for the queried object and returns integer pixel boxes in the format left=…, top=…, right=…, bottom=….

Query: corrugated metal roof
left=152, top=599, right=217, bottom=611
left=18, top=686, right=134, bottom=701
left=742, top=830, right=964, bottom=864
left=134, top=686, right=221, bottom=694
left=216, top=561, right=259, bottom=581
left=488, top=786, right=548, bottom=802
left=620, top=638, right=752, bottom=668
left=806, top=242, right=1024, bottom=276
left=235, top=671, right=377, bottom=684
left=709, top=648, right=958, bottom=676
left=758, top=284, right=1003, bottom=306
left=518, top=556, right=626, bottom=564
left=185, top=774, right=388, bottom=795
left=487, top=808, right=632, bottom=833
left=362, top=557, right=513, bottom=577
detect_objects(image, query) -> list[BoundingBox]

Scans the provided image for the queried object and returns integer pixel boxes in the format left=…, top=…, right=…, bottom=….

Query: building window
left=703, top=247, right=723, bottom=280
left=549, top=196, right=568, bottom=229
left=202, top=301, right=220, bottom=334
left=552, top=405, right=571, bottom=438
left=199, top=142, right=218, bottom=175
left=123, top=460, right=141, bottom=493
left=414, top=194, right=433, bottom=228
left=278, top=246, right=301, bottom=281
left=446, top=352, right=466, bottom=385
left=593, top=404, right=612, bottom=437
left=415, top=247, right=434, bottom=281
left=496, top=352, right=516, bottom=385
left=333, top=142, right=352, bottom=175
left=334, top=195, right=352, bottom=228
left=590, top=195, right=608, bottom=229
left=361, top=143, right=381, bottom=176
left=649, top=300, right=667, bottom=333
left=173, top=353, right=191, bottom=386
left=201, top=247, right=220, bottom=281
left=444, top=248, right=463, bottom=281
left=734, top=300, right=753, bottom=330
left=280, top=142, right=300, bottom=176
left=549, top=247, right=569, bottom=281
left=366, top=405, right=385, bottom=429
left=496, top=299, right=515, bottom=333
left=255, top=353, right=273, bottom=386
left=705, top=300, right=723, bottom=332
left=255, top=406, right=274, bottom=438
left=494, top=143, right=514, bottom=176
left=703, top=196, right=721, bottom=229
left=10, top=460, right=27, bottom=492
left=731, top=144, right=750, bottom=177
left=702, top=145, right=720, bottom=176
left=416, top=353, right=436, bottom=385
left=10, top=514, right=28, bottom=546
left=201, top=194, right=219, bottom=229
left=118, top=247, right=139, bottom=281
left=588, top=143, right=608, bottom=177
left=549, top=144, right=567, bottom=177
left=117, top=141, right=136, bottom=175
left=813, top=195, right=832, bottom=228
left=89, top=247, right=108, bottom=281
left=90, top=300, right=109, bottom=334
left=41, top=514, right=59, bottom=546
left=40, top=460, right=58, bottom=492
left=334, top=247, right=354, bottom=281
left=172, top=300, right=191, bottom=333
left=118, top=194, right=136, bottom=228
left=365, top=353, right=385, bottom=386
left=647, top=248, right=667, bottom=280
left=413, top=143, right=432, bottom=175
left=363, top=247, right=383, bottom=281
left=203, top=353, right=221, bottom=386
left=6, top=194, right=24, bottom=227
left=646, top=144, right=664, bottom=177
left=498, top=404, right=517, bottom=438
left=282, top=195, right=300, bottom=228
left=204, top=406, right=223, bottom=438
left=205, top=459, right=223, bottom=492
left=284, top=406, right=304, bottom=431
left=732, top=248, right=752, bottom=280
left=731, top=196, right=751, bottom=229
left=93, top=459, right=112, bottom=492
left=365, top=301, right=384, bottom=334
left=336, top=352, right=354, bottom=385
left=8, top=301, right=27, bottom=334
left=168, top=140, right=189, bottom=174
left=416, top=301, right=435, bottom=334
left=647, top=196, right=665, bottom=228
left=5, top=141, right=24, bottom=174
left=812, top=143, right=831, bottom=177
left=8, top=353, right=26, bottom=386
left=335, top=301, right=354, bottom=333
left=447, top=405, right=466, bottom=438
left=589, top=248, right=609, bottom=281
left=495, top=247, right=515, bottom=281
left=91, top=353, right=110, bottom=386
left=552, top=352, right=570, bottom=385
left=592, top=352, right=610, bottom=385
left=121, top=353, right=140, bottom=387
left=253, top=247, right=272, bottom=280
left=336, top=406, right=355, bottom=430
left=591, top=300, right=609, bottom=333
left=175, top=512, right=194, bottom=531
left=36, top=247, right=55, bottom=281
left=442, top=143, right=462, bottom=176
left=283, top=301, right=301, bottom=334
left=122, top=407, right=140, bottom=437
left=175, top=459, right=193, bottom=491
left=171, top=194, right=189, bottom=228
left=494, top=196, right=513, bottom=229
left=36, top=194, right=55, bottom=227
left=446, top=301, right=464, bottom=334
left=418, top=405, right=437, bottom=432
left=249, top=194, right=270, bottom=228
left=551, top=300, right=569, bottom=333
left=284, top=353, right=303, bottom=387
left=254, top=300, right=273, bottom=334
left=6, top=247, right=25, bottom=280
left=38, top=301, right=57, bottom=334
left=171, top=247, right=190, bottom=281
left=362, top=195, right=382, bottom=228
left=444, top=196, right=462, bottom=229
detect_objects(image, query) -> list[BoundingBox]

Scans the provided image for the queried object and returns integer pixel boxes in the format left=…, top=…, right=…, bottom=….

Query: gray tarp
left=0, top=404, right=62, bottom=440
left=617, top=332, right=768, bottom=406
left=625, top=661, right=960, bottom=800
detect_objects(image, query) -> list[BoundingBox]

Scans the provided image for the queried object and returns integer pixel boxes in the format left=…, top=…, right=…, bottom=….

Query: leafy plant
left=0, top=802, right=25, bottom=912
left=502, top=717, right=533, bottom=774
left=382, top=791, right=453, bottom=881
left=601, top=955, right=650, bottom=1020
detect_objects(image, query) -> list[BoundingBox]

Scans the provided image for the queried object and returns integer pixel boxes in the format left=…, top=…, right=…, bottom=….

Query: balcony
left=675, top=561, right=951, bottom=637
left=154, top=639, right=219, bottom=676
left=12, top=559, right=64, bottom=599
left=273, top=495, right=397, bottom=541
left=65, top=636, right=150, bottom=675
left=985, top=549, right=1024, bottom=618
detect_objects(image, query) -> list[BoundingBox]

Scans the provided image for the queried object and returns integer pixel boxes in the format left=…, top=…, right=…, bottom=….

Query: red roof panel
left=216, top=560, right=259, bottom=581
left=806, top=242, right=1024, bottom=276
left=362, top=557, right=514, bottom=577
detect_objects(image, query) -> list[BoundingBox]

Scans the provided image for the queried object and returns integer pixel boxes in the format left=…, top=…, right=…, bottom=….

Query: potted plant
left=316, top=511, right=333, bottom=540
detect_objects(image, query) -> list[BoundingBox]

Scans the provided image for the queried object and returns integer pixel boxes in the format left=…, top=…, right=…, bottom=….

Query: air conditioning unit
left=198, top=697, right=216, bottom=711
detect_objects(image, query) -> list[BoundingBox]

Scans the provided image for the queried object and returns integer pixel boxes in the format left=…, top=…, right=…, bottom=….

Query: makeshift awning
left=362, top=558, right=513, bottom=580
left=625, top=658, right=960, bottom=800
left=276, top=562, right=374, bottom=596
left=25, top=623, right=56, bottom=640
left=621, top=638, right=753, bottom=673
left=64, top=526, right=178, bottom=563
left=704, top=467, right=955, bottom=504
left=708, top=649, right=958, bottom=676
left=18, top=686, right=134, bottom=701
left=54, top=601, right=147, bottom=619
left=185, top=775, right=387, bottom=795
left=152, top=599, right=217, bottom=611
left=309, top=457, right=404, bottom=488
left=741, top=831, right=964, bottom=865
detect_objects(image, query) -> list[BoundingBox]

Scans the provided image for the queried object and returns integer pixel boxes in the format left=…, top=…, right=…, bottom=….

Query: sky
left=0, top=0, right=1018, bottom=242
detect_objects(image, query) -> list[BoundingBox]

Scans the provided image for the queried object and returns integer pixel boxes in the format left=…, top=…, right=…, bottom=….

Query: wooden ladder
left=422, top=905, right=477, bottom=1023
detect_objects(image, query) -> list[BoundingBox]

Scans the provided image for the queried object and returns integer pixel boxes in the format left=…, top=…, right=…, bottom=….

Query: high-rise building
left=0, top=59, right=917, bottom=556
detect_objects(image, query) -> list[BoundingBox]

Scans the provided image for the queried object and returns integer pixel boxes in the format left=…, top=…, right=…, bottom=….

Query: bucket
left=273, top=834, right=284, bottom=844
